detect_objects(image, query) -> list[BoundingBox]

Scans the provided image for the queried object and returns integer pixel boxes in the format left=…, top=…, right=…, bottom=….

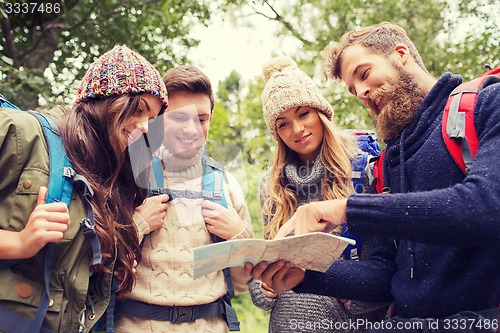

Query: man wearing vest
left=115, top=65, right=254, bottom=332
left=246, top=22, right=500, bottom=333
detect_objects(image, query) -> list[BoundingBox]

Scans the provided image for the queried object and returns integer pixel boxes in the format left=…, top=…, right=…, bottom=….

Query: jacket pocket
left=10, top=167, right=49, bottom=231
left=0, top=269, right=64, bottom=331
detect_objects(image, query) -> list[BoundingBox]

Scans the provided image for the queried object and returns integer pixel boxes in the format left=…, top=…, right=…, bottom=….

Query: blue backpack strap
left=94, top=275, right=119, bottom=333
left=147, top=156, right=164, bottom=196
left=0, top=305, right=52, bottom=333
left=201, top=155, right=239, bottom=331
left=37, top=113, right=101, bottom=267
left=32, top=112, right=74, bottom=205
left=25, top=112, right=75, bottom=333
left=0, top=95, right=20, bottom=110
left=151, top=156, right=165, bottom=189
left=35, top=112, right=104, bottom=330
left=202, top=155, right=228, bottom=208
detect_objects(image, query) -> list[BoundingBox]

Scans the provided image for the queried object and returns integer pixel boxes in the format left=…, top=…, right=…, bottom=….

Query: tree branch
left=261, top=0, right=312, bottom=46
left=67, top=0, right=161, bottom=32
left=0, top=16, right=19, bottom=67
left=19, top=21, right=65, bottom=61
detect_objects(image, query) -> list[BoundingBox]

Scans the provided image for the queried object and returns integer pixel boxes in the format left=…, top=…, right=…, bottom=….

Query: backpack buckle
left=185, top=190, right=199, bottom=199
left=201, top=190, right=213, bottom=200
left=170, top=306, right=196, bottom=323
left=63, top=167, right=76, bottom=179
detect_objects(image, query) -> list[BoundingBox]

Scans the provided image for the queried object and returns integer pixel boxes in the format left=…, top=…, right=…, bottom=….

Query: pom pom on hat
left=263, top=56, right=297, bottom=82
left=75, top=45, right=168, bottom=108
left=261, top=56, right=333, bottom=139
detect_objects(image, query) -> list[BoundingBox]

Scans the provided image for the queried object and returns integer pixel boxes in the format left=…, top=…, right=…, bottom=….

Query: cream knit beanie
left=261, top=56, right=333, bottom=139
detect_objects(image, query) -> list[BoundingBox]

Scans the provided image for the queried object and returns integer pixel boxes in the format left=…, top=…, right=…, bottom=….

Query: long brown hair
left=262, top=113, right=357, bottom=239
left=60, top=94, right=148, bottom=297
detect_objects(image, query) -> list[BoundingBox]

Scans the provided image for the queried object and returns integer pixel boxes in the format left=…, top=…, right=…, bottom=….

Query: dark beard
left=373, top=67, right=428, bottom=142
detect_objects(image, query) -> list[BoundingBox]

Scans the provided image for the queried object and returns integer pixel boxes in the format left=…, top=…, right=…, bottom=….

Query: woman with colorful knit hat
left=0, top=45, right=168, bottom=332
left=248, top=56, right=387, bottom=332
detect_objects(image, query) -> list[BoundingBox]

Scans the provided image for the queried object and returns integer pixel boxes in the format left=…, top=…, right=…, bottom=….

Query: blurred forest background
left=1, top=0, right=499, bottom=331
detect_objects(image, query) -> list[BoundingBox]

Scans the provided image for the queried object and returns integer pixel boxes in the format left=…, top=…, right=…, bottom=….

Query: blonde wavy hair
left=262, top=112, right=357, bottom=239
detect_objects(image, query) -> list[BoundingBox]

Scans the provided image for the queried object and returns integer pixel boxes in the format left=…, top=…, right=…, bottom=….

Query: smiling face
left=120, top=93, right=164, bottom=150
left=339, top=44, right=400, bottom=117
left=339, top=44, right=427, bottom=141
left=276, top=106, right=324, bottom=164
left=162, top=91, right=212, bottom=158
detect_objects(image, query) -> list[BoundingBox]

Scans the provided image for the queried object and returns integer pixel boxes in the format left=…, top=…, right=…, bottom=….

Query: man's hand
left=275, top=198, right=348, bottom=238
left=261, top=281, right=279, bottom=299
left=202, top=200, right=245, bottom=240
left=135, top=194, right=170, bottom=232
left=244, top=260, right=305, bottom=294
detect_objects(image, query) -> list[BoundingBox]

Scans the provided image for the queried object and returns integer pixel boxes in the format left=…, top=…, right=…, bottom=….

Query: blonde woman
left=248, top=56, right=386, bottom=333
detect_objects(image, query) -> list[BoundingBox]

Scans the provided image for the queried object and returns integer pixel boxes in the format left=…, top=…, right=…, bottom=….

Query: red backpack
left=374, top=67, right=500, bottom=194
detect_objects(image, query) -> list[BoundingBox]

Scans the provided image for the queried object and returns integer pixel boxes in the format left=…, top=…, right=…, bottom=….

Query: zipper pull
left=408, top=246, right=416, bottom=279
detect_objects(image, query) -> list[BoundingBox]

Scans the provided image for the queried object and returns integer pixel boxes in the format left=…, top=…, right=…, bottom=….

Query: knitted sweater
left=115, top=147, right=254, bottom=333
left=295, top=73, right=500, bottom=319
left=250, top=157, right=386, bottom=333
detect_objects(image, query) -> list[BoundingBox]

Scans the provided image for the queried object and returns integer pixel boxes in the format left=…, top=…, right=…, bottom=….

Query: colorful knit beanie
left=75, top=45, right=168, bottom=108
left=261, top=56, right=333, bottom=139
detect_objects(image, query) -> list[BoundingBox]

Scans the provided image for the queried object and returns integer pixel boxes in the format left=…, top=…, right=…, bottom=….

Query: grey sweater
left=249, top=157, right=387, bottom=332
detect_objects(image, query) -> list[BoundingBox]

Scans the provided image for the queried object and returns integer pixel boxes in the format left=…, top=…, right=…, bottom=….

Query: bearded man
left=245, top=22, right=500, bottom=333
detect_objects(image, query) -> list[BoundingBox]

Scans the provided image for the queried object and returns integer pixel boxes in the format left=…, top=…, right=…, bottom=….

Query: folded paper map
left=193, top=232, right=355, bottom=279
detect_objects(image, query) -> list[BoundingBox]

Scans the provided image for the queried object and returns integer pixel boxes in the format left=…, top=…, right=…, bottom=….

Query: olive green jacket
left=0, top=108, right=114, bottom=332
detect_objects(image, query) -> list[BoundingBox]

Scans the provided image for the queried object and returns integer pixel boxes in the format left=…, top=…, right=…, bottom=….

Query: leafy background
left=1, top=0, right=499, bottom=331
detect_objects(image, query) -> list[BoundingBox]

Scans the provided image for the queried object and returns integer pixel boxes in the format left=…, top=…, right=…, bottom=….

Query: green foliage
left=211, top=71, right=273, bottom=167
left=0, top=0, right=211, bottom=108
left=219, top=0, right=499, bottom=130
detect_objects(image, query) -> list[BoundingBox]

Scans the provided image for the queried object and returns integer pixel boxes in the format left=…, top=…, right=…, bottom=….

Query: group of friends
left=0, top=22, right=499, bottom=333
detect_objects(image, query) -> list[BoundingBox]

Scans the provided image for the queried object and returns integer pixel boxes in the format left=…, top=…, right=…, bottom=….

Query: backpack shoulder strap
left=149, top=155, right=165, bottom=191
left=31, top=112, right=101, bottom=266
left=201, top=155, right=228, bottom=209
left=0, top=94, right=20, bottom=110
left=33, top=111, right=105, bottom=330
left=0, top=110, right=75, bottom=333
left=201, top=155, right=239, bottom=329
left=374, top=149, right=386, bottom=194
left=442, top=67, right=500, bottom=173
left=31, top=112, right=74, bottom=206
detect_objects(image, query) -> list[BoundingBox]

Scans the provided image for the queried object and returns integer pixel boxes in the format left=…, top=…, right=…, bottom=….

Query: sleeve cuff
left=229, top=222, right=253, bottom=240
left=133, top=212, right=150, bottom=242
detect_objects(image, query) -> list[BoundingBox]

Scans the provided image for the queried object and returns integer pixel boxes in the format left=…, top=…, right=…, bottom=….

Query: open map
left=193, top=232, right=356, bottom=279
